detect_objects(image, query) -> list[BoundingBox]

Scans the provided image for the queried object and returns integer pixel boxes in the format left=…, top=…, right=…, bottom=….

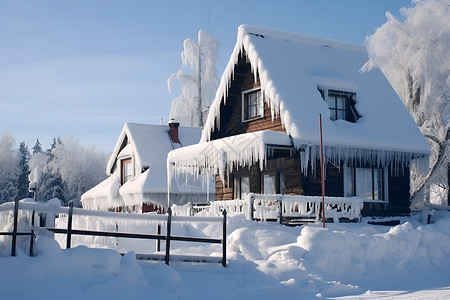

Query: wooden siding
left=210, top=52, right=284, bottom=141
left=302, top=161, right=344, bottom=197
left=215, top=175, right=234, bottom=201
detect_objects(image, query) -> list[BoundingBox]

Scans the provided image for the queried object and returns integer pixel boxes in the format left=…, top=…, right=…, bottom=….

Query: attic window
left=121, top=158, right=133, bottom=185
left=318, top=88, right=360, bottom=123
left=242, top=87, right=264, bottom=121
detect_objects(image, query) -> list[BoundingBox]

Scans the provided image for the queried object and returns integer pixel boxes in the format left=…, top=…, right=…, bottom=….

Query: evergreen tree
left=37, top=137, right=65, bottom=202
left=38, top=170, right=66, bottom=204
left=32, top=139, right=43, bottom=154
left=16, top=142, right=31, bottom=200
left=0, top=132, right=18, bottom=203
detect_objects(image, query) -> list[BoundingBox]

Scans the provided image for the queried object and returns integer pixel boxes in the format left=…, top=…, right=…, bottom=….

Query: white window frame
left=242, top=87, right=264, bottom=122
left=343, top=165, right=389, bottom=203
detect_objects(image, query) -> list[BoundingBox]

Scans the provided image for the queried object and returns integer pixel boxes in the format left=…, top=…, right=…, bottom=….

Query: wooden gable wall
left=210, top=51, right=284, bottom=141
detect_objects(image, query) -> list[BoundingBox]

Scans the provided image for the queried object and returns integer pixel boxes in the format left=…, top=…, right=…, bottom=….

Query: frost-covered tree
left=36, top=137, right=65, bottom=202
left=363, top=0, right=450, bottom=206
left=168, top=30, right=220, bottom=127
left=48, top=136, right=108, bottom=206
left=16, top=142, right=31, bottom=200
left=32, top=139, right=43, bottom=154
left=0, top=133, right=18, bottom=203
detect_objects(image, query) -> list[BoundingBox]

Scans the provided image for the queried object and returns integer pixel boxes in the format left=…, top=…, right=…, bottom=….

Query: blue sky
left=0, top=0, right=411, bottom=153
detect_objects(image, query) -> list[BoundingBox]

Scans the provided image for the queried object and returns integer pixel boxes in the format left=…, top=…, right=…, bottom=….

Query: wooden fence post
left=11, top=198, right=20, bottom=256
left=156, top=223, right=161, bottom=252
left=277, top=200, right=283, bottom=224
left=222, top=209, right=227, bottom=267
left=29, top=210, right=35, bottom=256
left=247, top=194, right=254, bottom=221
left=66, top=201, right=74, bottom=249
left=165, top=208, right=172, bottom=265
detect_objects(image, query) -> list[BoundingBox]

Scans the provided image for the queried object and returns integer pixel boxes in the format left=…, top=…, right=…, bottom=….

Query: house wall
left=302, top=161, right=344, bottom=197
left=210, top=52, right=284, bottom=141
left=210, top=50, right=412, bottom=216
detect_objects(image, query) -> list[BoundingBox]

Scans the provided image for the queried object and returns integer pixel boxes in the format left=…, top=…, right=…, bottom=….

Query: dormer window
left=318, top=88, right=360, bottom=123
left=121, top=158, right=133, bottom=185
left=242, top=87, right=263, bottom=121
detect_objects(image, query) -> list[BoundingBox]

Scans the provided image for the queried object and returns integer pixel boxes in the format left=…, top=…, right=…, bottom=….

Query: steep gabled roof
left=201, top=25, right=430, bottom=172
left=106, top=123, right=202, bottom=192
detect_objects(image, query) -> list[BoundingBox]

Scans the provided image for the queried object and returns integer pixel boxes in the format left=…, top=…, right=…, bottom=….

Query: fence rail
left=0, top=199, right=227, bottom=267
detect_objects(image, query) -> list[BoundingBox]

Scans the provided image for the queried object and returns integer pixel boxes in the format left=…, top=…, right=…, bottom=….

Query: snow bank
left=1, top=208, right=450, bottom=299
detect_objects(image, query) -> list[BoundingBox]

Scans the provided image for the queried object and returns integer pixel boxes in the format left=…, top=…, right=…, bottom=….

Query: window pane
left=263, top=174, right=275, bottom=194
left=256, top=91, right=263, bottom=116
left=355, top=168, right=372, bottom=199
left=279, top=172, right=285, bottom=195
left=346, top=167, right=355, bottom=197
left=337, top=97, right=345, bottom=109
left=234, top=177, right=241, bottom=199
left=327, top=96, right=336, bottom=109
left=373, top=169, right=383, bottom=200
left=122, top=160, right=133, bottom=184
left=245, top=90, right=263, bottom=119
left=337, top=109, right=345, bottom=120
left=241, top=177, right=250, bottom=198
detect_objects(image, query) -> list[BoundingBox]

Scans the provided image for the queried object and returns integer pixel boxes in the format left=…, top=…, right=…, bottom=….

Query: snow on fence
left=0, top=199, right=227, bottom=267
left=193, top=194, right=364, bottom=223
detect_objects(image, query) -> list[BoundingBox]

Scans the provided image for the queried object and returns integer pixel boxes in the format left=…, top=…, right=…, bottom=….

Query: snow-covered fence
left=198, top=194, right=364, bottom=223
left=250, top=194, right=364, bottom=222
left=0, top=199, right=227, bottom=267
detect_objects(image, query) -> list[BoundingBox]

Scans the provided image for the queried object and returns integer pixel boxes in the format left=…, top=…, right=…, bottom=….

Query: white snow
left=1, top=201, right=450, bottom=299
left=200, top=25, right=430, bottom=174
left=168, top=130, right=292, bottom=181
left=82, top=123, right=213, bottom=210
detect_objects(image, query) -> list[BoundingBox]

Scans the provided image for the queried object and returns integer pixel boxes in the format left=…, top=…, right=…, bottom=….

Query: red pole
left=319, top=114, right=325, bottom=228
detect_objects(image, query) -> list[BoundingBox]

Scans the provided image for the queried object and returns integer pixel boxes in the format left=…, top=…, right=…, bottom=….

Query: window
left=318, top=88, right=360, bottom=123
left=242, top=88, right=263, bottom=121
left=262, top=171, right=284, bottom=195
left=234, top=176, right=250, bottom=199
left=121, top=158, right=133, bottom=185
left=345, top=166, right=386, bottom=201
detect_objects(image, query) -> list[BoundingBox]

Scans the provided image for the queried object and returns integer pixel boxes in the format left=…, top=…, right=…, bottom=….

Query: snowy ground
left=1, top=211, right=450, bottom=299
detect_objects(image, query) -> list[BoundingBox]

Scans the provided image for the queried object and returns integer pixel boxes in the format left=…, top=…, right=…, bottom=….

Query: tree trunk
left=412, top=129, right=449, bottom=205
left=197, top=45, right=203, bottom=127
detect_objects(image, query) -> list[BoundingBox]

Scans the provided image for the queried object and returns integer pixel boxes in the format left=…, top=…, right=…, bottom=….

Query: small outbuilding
left=82, top=122, right=213, bottom=213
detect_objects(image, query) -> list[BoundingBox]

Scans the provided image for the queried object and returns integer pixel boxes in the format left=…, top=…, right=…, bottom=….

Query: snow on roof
left=107, top=122, right=201, bottom=173
left=168, top=131, right=293, bottom=180
left=83, top=123, right=205, bottom=209
left=201, top=25, right=430, bottom=171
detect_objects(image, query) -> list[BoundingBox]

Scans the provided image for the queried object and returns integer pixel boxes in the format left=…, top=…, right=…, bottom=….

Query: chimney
left=168, top=119, right=180, bottom=143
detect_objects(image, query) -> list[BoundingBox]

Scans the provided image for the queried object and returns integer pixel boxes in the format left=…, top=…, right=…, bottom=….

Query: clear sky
left=0, top=0, right=411, bottom=153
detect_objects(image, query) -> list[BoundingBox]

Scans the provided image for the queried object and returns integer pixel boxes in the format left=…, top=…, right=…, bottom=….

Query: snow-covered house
left=168, top=25, right=430, bottom=216
left=82, top=122, right=212, bottom=213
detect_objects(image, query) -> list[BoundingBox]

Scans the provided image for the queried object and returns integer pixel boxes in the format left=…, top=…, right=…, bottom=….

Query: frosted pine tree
left=32, top=139, right=43, bottom=154
left=362, top=0, right=450, bottom=206
left=168, top=30, right=220, bottom=126
left=36, top=137, right=66, bottom=203
left=0, top=133, right=18, bottom=203
left=16, top=142, right=31, bottom=200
